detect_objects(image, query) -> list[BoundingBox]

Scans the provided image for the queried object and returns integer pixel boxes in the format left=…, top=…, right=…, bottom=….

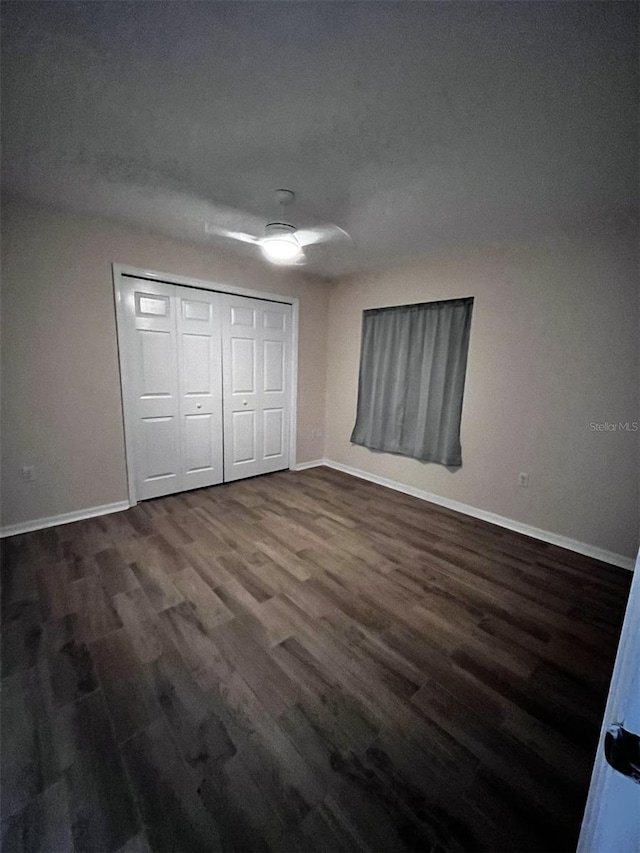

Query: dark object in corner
left=604, top=723, right=640, bottom=784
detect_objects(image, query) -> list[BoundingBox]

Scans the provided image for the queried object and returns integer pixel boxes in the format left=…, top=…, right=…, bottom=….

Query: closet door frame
left=113, top=263, right=299, bottom=508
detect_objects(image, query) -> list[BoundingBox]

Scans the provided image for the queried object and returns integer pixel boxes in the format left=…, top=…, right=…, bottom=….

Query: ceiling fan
left=205, top=189, right=352, bottom=266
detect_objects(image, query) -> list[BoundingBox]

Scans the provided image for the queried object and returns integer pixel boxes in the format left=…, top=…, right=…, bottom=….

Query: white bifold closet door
left=121, top=277, right=292, bottom=500
left=221, top=294, right=292, bottom=482
left=127, top=278, right=223, bottom=500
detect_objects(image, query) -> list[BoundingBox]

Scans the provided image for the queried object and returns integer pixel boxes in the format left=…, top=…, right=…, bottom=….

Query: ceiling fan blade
left=205, top=224, right=260, bottom=245
left=204, top=192, right=352, bottom=269
left=295, top=223, right=352, bottom=247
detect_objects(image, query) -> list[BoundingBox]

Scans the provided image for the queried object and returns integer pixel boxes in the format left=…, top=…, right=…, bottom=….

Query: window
left=350, top=297, right=473, bottom=467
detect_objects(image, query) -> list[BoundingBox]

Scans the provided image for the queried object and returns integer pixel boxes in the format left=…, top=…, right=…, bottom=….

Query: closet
left=116, top=275, right=293, bottom=501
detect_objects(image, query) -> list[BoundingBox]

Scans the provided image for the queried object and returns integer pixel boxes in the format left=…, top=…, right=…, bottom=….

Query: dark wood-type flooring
left=1, top=467, right=632, bottom=853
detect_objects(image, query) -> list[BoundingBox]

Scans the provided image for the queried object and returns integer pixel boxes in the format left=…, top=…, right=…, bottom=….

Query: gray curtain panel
left=350, top=297, right=474, bottom=467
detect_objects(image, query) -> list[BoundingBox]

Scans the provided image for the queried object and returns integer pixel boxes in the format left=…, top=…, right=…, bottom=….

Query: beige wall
left=325, top=225, right=639, bottom=559
left=1, top=197, right=330, bottom=528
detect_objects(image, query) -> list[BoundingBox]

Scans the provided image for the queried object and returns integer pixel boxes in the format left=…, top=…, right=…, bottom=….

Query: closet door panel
left=263, top=408, right=284, bottom=459
left=230, top=338, right=256, bottom=393
left=128, top=279, right=182, bottom=500
left=259, top=302, right=290, bottom=474
left=175, top=287, right=223, bottom=491
left=263, top=340, right=285, bottom=392
left=221, top=295, right=291, bottom=482
left=120, top=277, right=292, bottom=499
left=139, top=330, right=174, bottom=398
left=231, top=410, right=257, bottom=464
left=181, top=334, right=212, bottom=395
left=142, top=417, right=178, bottom=479
left=184, top=413, right=215, bottom=472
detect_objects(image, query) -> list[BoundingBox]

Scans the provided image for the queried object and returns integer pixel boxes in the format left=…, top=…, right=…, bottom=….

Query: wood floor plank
left=42, top=615, right=99, bottom=707
left=0, top=779, right=74, bottom=853
left=215, top=579, right=292, bottom=647
left=181, top=541, right=236, bottom=587
left=1, top=537, right=40, bottom=621
left=411, top=678, right=582, bottom=847
left=1, top=467, right=630, bottom=852
left=173, top=566, right=235, bottom=631
left=121, top=717, right=221, bottom=853
left=127, top=555, right=184, bottom=611
left=72, top=573, right=123, bottom=644
left=1, top=602, right=43, bottom=679
left=212, top=618, right=300, bottom=718
left=144, top=644, right=237, bottom=774
left=217, top=552, right=275, bottom=602
left=113, top=587, right=165, bottom=665
left=157, top=601, right=233, bottom=689
left=114, top=832, right=153, bottom=853
left=196, top=770, right=273, bottom=852
left=133, top=532, right=194, bottom=576
left=90, top=629, right=163, bottom=744
left=255, top=539, right=314, bottom=582
left=35, top=560, right=78, bottom=621
left=95, top=548, right=140, bottom=596
left=1, top=669, right=56, bottom=818
left=150, top=515, right=194, bottom=549
left=62, top=690, right=140, bottom=853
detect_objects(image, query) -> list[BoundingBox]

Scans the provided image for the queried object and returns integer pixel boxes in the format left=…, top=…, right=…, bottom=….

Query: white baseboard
left=0, top=501, right=130, bottom=539
left=299, top=458, right=635, bottom=571
left=293, top=459, right=326, bottom=471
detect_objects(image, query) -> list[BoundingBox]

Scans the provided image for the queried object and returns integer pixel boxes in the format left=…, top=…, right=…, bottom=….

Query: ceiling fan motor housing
left=261, top=221, right=303, bottom=263
left=264, top=222, right=298, bottom=238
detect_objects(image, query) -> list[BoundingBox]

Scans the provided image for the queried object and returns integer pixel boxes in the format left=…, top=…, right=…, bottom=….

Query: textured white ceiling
left=2, top=1, right=637, bottom=276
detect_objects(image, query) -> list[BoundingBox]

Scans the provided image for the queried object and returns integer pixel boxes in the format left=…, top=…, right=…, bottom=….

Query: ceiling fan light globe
left=261, top=236, right=302, bottom=263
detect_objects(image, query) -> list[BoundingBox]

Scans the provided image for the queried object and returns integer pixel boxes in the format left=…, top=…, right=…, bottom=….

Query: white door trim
left=112, top=263, right=300, bottom=507
left=578, top=548, right=640, bottom=851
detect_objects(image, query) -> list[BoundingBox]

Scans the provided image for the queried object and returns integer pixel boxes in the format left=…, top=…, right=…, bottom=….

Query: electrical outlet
left=21, top=465, right=36, bottom=482
left=518, top=472, right=529, bottom=487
